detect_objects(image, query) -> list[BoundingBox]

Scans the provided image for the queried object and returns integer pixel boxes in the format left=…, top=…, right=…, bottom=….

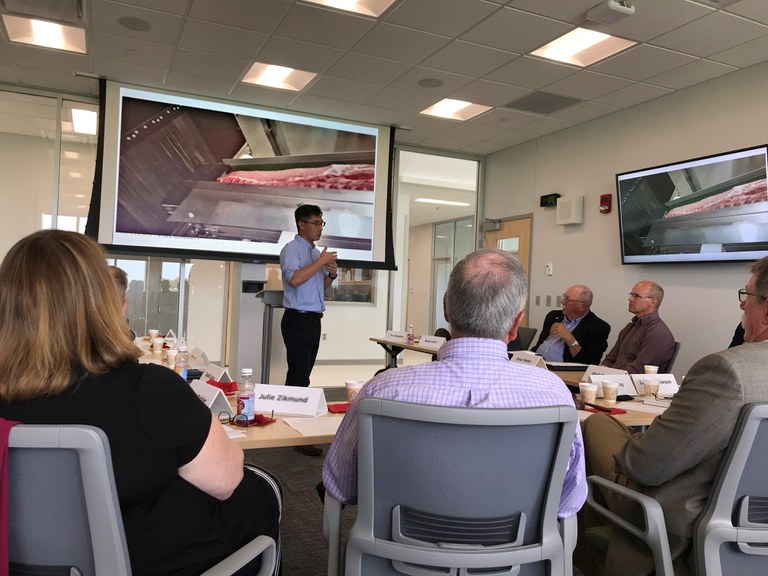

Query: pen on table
left=584, top=402, right=613, bottom=413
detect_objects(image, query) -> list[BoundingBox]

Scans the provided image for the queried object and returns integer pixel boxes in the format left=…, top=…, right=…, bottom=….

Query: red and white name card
left=190, top=380, right=233, bottom=416
left=202, top=362, right=233, bottom=383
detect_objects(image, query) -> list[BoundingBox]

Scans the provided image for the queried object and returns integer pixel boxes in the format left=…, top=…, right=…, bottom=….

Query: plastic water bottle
left=237, top=369, right=256, bottom=423
left=174, top=344, right=189, bottom=381
left=407, top=324, right=414, bottom=344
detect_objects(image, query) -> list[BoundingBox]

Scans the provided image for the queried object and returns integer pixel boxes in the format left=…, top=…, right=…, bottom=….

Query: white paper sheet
left=282, top=416, right=342, bottom=437
left=224, top=426, right=246, bottom=439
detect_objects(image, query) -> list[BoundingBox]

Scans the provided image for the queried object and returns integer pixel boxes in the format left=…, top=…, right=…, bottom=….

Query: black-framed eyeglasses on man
left=628, top=293, right=654, bottom=299
left=302, top=219, right=326, bottom=228
left=738, top=289, right=760, bottom=303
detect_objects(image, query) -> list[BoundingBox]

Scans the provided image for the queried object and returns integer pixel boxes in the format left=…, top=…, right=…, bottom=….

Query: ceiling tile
left=8, top=45, right=90, bottom=73
left=105, top=0, right=189, bottom=15
left=179, top=19, right=268, bottom=60
left=544, top=70, right=634, bottom=100
left=364, top=87, right=442, bottom=113
left=326, top=53, right=411, bottom=85
left=274, top=4, right=375, bottom=50
left=164, top=71, right=238, bottom=97
left=468, top=106, right=540, bottom=128
left=92, top=58, right=168, bottom=86
left=461, top=7, right=572, bottom=54
left=593, top=0, right=713, bottom=43
left=387, top=67, right=474, bottom=96
left=450, top=79, right=531, bottom=107
left=188, top=0, right=291, bottom=33
left=343, top=104, right=408, bottom=126
left=725, top=0, right=768, bottom=25
left=352, top=23, right=452, bottom=64
left=441, top=121, right=508, bottom=141
left=255, top=37, right=345, bottom=73
left=18, top=67, right=93, bottom=94
left=288, top=93, right=357, bottom=117
left=0, top=64, right=20, bottom=85
left=420, top=133, right=479, bottom=151
left=485, top=55, right=579, bottom=89
left=227, top=83, right=299, bottom=109
left=594, top=82, right=673, bottom=108
left=91, top=0, right=184, bottom=44
left=512, top=115, right=573, bottom=138
left=550, top=101, right=619, bottom=122
left=422, top=41, right=518, bottom=77
left=170, top=49, right=250, bottom=82
left=650, top=11, right=768, bottom=57
left=708, top=34, right=768, bottom=68
left=590, top=45, right=698, bottom=81
left=644, top=58, right=737, bottom=89
left=90, top=32, right=174, bottom=69
left=385, top=0, right=500, bottom=37
left=508, top=0, right=598, bottom=23
left=305, top=76, right=382, bottom=103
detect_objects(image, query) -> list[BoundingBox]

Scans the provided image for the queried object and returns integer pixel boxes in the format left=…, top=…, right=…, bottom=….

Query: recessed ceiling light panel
left=242, top=62, right=316, bottom=91
left=421, top=99, right=491, bottom=121
left=2, top=14, right=87, bottom=53
left=532, top=27, right=635, bottom=67
left=304, top=0, right=398, bottom=17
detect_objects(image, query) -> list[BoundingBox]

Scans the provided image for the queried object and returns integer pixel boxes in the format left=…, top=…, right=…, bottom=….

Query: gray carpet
left=244, top=387, right=355, bottom=576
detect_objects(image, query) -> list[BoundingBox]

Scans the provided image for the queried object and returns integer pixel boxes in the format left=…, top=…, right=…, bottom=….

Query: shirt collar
left=436, top=337, right=509, bottom=361
left=294, top=234, right=315, bottom=249
left=633, top=310, right=660, bottom=326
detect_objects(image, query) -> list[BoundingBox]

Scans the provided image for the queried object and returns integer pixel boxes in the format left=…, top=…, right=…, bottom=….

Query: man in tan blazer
left=580, top=256, right=768, bottom=576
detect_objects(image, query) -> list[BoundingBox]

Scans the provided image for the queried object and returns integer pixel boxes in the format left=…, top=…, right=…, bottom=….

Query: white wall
left=485, top=61, right=768, bottom=380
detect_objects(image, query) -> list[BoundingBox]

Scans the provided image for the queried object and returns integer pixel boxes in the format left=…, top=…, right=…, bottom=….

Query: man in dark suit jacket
left=531, top=284, right=611, bottom=365
left=580, top=256, right=768, bottom=576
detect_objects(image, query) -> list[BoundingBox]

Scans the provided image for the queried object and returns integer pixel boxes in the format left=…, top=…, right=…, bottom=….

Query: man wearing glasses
left=531, top=284, right=611, bottom=365
left=280, top=204, right=338, bottom=456
left=601, top=281, right=675, bottom=374
left=579, top=261, right=768, bottom=576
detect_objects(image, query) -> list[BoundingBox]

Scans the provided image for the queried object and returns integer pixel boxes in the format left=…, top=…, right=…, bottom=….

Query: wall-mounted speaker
left=556, top=196, right=584, bottom=225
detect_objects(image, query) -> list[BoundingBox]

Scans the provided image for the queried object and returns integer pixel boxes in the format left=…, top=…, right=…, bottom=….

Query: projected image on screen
left=99, top=84, right=393, bottom=266
left=616, top=145, right=768, bottom=264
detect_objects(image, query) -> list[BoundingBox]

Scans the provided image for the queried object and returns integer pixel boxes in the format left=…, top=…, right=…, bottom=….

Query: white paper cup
left=579, top=383, right=598, bottom=404
left=165, top=349, right=178, bottom=367
left=601, top=380, right=619, bottom=403
left=345, top=380, right=365, bottom=403
left=148, top=329, right=159, bottom=339
left=644, top=365, right=659, bottom=374
left=151, top=337, right=164, bottom=352
left=643, top=380, right=660, bottom=397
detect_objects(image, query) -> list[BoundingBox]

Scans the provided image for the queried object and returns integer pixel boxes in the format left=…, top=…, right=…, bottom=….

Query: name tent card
left=582, top=364, right=628, bottom=382
left=385, top=330, right=408, bottom=344
left=202, top=362, right=233, bottom=383
left=253, top=384, right=327, bottom=417
left=631, top=374, right=680, bottom=396
left=510, top=351, right=547, bottom=369
left=190, top=380, right=233, bottom=416
left=418, top=335, right=445, bottom=350
left=589, top=374, right=638, bottom=397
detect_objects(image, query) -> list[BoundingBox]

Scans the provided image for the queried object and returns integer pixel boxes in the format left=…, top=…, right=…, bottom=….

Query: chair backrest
left=696, top=402, right=768, bottom=576
left=346, top=398, right=577, bottom=576
left=507, top=327, right=538, bottom=352
left=665, top=341, right=681, bottom=373
left=8, top=424, right=132, bottom=576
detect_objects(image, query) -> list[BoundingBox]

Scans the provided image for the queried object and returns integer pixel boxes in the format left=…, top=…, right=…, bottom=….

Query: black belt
left=285, top=308, right=323, bottom=318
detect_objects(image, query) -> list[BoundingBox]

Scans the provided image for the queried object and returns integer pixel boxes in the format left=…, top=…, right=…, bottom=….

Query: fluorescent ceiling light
left=420, top=99, right=491, bottom=121
left=532, top=27, right=635, bottom=67
left=242, top=63, right=316, bottom=91
left=72, top=109, right=97, bottom=135
left=415, top=198, right=471, bottom=207
left=2, top=14, right=86, bottom=54
left=304, top=0, right=398, bottom=17
left=63, top=151, right=80, bottom=159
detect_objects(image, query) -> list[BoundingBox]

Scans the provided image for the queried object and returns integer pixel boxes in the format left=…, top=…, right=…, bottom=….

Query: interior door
left=484, top=217, right=532, bottom=326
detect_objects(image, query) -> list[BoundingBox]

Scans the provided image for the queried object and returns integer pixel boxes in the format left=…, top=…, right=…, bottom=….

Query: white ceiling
left=1, top=0, right=767, bottom=158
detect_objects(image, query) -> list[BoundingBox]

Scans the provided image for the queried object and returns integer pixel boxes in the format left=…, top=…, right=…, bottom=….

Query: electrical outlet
left=546, top=295, right=552, bottom=307
left=322, top=333, right=327, bottom=340
left=556, top=295, right=562, bottom=306
left=535, top=295, right=541, bottom=306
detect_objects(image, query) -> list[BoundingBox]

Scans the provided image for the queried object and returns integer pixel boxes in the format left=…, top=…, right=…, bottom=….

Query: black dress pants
left=280, top=308, right=322, bottom=387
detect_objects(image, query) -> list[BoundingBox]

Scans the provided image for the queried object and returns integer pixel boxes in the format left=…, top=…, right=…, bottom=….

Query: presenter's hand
left=325, top=260, right=338, bottom=276
left=317, top=245, right=338, bottom=266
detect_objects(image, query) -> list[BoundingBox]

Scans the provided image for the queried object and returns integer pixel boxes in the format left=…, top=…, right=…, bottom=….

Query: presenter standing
left=280, top=204, right=337, bottom=385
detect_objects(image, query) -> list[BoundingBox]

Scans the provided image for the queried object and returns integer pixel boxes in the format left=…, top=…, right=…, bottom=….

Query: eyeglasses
left=561, top=296, right=587, bottom=304
left=218, top=410, right=276, bottom=428
left=302, top=219, right=326, bottom=228
left=628, top=293, right=654, bottom=299
left=738, top=289, right=761, bottom=303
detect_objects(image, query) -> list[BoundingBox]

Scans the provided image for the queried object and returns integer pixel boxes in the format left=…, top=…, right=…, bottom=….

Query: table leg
left=376, top=342, right=404, bottom=369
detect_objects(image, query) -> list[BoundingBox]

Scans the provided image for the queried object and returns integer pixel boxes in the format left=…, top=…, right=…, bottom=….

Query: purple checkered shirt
left=322, top=337, right=587, bottom=518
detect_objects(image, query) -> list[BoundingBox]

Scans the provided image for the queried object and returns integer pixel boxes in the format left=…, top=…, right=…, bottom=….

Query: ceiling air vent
left=504, top=92, right=582, bottom=115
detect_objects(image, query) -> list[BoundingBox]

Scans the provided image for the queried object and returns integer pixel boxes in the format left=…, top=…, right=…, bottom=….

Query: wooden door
left=484, top=217, right=532, bottom=325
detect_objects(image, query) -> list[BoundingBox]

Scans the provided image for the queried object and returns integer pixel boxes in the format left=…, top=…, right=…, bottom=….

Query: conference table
left=225, top=412, right=345, bottom=450
left=369, top=337, right=440, bottom=368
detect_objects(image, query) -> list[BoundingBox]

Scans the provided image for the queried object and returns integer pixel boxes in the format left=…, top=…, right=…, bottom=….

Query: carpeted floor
left=244, top=387, right=355, bottom=576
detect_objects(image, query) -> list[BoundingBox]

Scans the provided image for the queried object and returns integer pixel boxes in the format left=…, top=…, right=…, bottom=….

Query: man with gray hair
left=322, top=249, right=586, bottom=517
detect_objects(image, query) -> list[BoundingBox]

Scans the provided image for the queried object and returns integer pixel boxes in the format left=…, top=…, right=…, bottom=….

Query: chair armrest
left=324, top=494, right=343, bottom=576
left=199, top=535, right=276, bottom=576
left=586, top=475, right=674, bottom=576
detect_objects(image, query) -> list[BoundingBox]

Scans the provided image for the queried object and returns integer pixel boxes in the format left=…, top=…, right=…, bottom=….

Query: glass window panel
left=58, top=100, right=97, bottom=231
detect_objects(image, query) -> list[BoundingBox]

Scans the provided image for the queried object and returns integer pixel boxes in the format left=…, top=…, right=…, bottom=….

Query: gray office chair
left=324, top=398, right=579, bottom=576
left=507, top=327, right=538, bottom=352
left=665, top=341, right=681, bottom=373
left=7, top=424, right=276, bottom=576
left=584, top=402, right=768, bottom=576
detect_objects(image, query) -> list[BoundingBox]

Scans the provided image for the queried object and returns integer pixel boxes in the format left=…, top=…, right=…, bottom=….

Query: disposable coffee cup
left=601, top=380, right=619, bottom=404
left=148, top=329, right=159, bottom=339
left=579, top=383, right=598, bottom=404
left=165, top=349, right=178, bottom=368
left=643, top=380, right=660, bottom=397
left=644, top=365, right=659, bottom=374
left=345, top=380, right=365, bottom=403
left=151, top=337, right=164, bottom=352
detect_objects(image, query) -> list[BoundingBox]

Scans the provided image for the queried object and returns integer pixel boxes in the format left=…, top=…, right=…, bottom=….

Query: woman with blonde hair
left=0, top=230, right=281, bottom=576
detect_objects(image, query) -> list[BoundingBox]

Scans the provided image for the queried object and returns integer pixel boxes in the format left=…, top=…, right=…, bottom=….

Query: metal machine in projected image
left=617, top=144, right=768, bottom=264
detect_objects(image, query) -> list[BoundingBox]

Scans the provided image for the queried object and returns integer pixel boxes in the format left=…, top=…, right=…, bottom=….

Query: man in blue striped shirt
left=323, top=248, right=586, bottom=518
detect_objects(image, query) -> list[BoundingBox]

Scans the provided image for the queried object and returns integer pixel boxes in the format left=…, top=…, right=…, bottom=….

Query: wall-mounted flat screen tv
left=616, top=144, right=768, bottom=264
left=95, top=82, right=394, bottom=268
